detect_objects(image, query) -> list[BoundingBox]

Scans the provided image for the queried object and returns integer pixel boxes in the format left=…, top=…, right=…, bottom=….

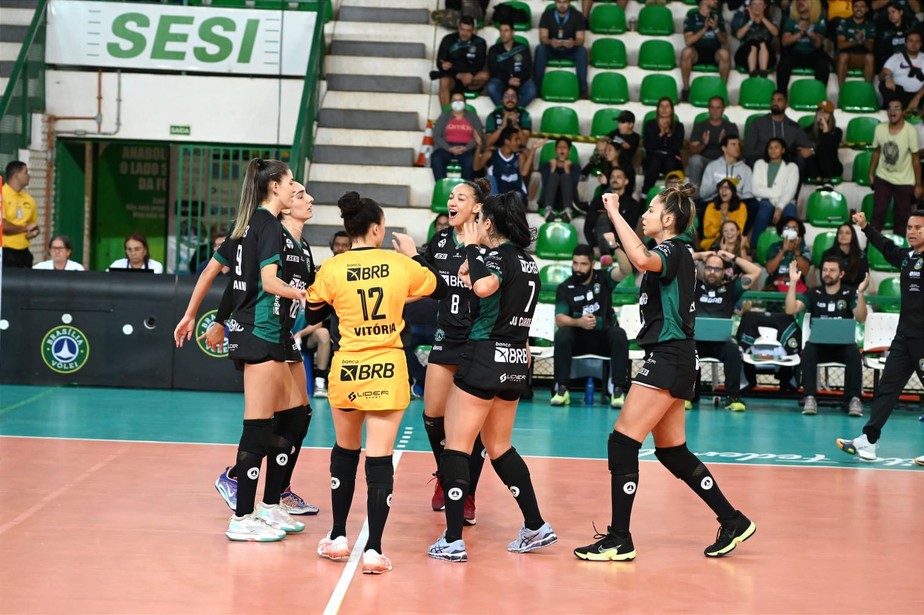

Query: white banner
left=46, top=0, right=314, bottom=77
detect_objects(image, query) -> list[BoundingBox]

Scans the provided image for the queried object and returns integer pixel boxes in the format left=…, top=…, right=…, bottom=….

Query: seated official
left=550, top=244, right=632, bottom=408
left=694, top=251, right=762, bottom=411
left=785, top=256, right=869, bottom=416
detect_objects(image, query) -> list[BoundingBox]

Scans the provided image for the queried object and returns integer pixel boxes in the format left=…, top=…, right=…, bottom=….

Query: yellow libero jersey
left=307, top=247, right=438, bottom=352
left=2, top=184, right=37, bottom=250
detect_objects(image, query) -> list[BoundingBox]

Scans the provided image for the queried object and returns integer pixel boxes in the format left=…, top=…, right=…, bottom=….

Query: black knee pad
left=330, top=444, right=361, bottom=480
left=608, top=431, right=641, bottom=476
left=365, top=456, right=394, bottom=491
left=491, top=447, right=530, bottom=488
left=655, top=444, right=700, bottom=481
left=423, top=413, right=444, bottom=434
left=274, top=405, right=309, bottom=446
left=238, top=418, right=272, bottom=456
left=440, top=449, right=471, bottom=491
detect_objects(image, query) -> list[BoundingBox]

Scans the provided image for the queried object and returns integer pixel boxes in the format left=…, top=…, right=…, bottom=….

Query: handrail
left=0, top=0, right=48, bottom=135
left=289, top=2, right=326, bottom=181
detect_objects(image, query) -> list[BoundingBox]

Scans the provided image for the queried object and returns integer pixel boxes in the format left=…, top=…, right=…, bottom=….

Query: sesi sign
left=46, top=0, right=314, bottom=76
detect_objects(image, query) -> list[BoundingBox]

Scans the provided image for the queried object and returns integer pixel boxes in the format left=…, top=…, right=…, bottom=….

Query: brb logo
left=340, top=363, right=396, bottom=381
left=41, top=326, right=90, bottom=374
left=494, top=344, right=529, bottom=364
left=346, top=264, right=389, bottom=281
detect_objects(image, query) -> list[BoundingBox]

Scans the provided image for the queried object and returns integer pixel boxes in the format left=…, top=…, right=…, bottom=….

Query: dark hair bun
left=338, top=191, right=363, bottom=217
left=473, top=177, right=491, bottom=198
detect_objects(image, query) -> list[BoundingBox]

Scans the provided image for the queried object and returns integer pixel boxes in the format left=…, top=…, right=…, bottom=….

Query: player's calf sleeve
left=492, top=447, right=544, bottom=531
left=608, top=430, right=641, bottom=535
left=273, top=405, right=310, bottom=492
left=364, top=455, right=394, bottom=554
left=655, top=444, right=735, bottom=520
left=329, top=444, right=361, bottom=539
left=423, top=412, right=445, bottom=467
left=439, top=449, right=471, bottom=542
left=469, top=433, right=487, bottom=496
left=235, top=418, right=272, bottom=517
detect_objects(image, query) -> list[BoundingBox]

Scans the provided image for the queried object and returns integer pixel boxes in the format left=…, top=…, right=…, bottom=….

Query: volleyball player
left=574, top=187, right=756, bottom=561
left=175, top=158, right=305, bottom=542
left=422, top=178, right=490, bottom=524
left=306, top=192, right=447, bottom=574
left=428, top=191, right=558, bottom=563
left=836, top=211, right=924, bottom=463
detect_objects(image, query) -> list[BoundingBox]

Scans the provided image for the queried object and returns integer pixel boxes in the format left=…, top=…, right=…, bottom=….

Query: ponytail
left=481, top=191, right=534, bottom=248
left=231, top=158, right=290, bottom=239
left=659, top=183, right=697, bottom=235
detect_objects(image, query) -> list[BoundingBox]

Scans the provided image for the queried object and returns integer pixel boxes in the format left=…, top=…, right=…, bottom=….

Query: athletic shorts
left=427, top=334, right=468, bottom=366
left=329, top=347, right=409, bottom=411
left=283, top=333, right=301, bottom=363
left=229, top=325, right=287, bottom=371
left=454, top=339, right=530, bottom=401
left=633, top=340, right=698, bottom=401
left=693, top=44, right=722, bottom=65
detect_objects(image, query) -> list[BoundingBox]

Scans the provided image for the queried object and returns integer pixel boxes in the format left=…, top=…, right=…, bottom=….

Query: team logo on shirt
left=340, top=362, right=396, bottom=381
left=915, top=259, right=923, bottom=270
left=41, top=326, right=90, bottom=374
left=195, top=310, right=229, bottom=358
left=836, top=300, right=847, bottom=312
left=346, top=264, right=390, bottom=281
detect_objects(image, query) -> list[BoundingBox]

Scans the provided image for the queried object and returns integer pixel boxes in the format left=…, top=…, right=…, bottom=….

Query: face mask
left=451, top=101, right=466, bottom=112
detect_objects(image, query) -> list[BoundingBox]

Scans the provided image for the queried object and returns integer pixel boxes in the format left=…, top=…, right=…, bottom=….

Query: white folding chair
left=862, top=312, right=900, bottom=395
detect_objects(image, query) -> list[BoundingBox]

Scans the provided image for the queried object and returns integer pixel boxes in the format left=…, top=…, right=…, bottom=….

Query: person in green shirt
left=835, top=0, right=876, bottom=85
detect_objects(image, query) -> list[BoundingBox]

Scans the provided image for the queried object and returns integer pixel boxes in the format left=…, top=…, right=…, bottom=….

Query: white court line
left=322, top=450, right=403, bottom=615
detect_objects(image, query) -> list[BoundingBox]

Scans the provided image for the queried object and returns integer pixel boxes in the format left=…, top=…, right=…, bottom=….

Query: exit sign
left=170, top=125, right=191, bottom=136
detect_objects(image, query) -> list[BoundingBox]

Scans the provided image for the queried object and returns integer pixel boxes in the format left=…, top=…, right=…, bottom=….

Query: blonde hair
left=230, top=158, right=290, bottom=239
left=791, top=0, right=822, bottom=24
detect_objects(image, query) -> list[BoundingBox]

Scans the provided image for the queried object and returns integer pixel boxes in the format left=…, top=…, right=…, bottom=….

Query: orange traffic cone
left=415, top=120, right=434, bottom=167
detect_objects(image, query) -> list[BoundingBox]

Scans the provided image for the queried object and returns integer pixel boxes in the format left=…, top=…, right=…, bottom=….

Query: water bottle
left=584, top=377, right=595, bottom=405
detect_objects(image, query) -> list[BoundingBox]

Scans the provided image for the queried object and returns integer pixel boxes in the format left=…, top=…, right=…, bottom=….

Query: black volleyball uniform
left=455, top=242, right=540, bottom=401
left=279, top=227, right=316, bottom=361
left=634, top=237, right=698, bottom=400
left=213, top=208, right=287, bottom=366
left=423, top=228, right=474, bottom=365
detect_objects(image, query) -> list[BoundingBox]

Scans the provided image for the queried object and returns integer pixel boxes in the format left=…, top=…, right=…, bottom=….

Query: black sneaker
left=543, top=208, right=555, bottom=222
left=681, top=88, right=690, bottom=103
left=429, top=69, right=441, bottom=80
left=704, top=511, right=756, bottom=558
left=573, top=526, right=636, bottom=561
left=560, top=210, right=571, bottom=223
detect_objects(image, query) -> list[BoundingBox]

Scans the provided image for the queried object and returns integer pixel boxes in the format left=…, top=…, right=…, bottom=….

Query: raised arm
left=603, top=193, right=663, bottom=273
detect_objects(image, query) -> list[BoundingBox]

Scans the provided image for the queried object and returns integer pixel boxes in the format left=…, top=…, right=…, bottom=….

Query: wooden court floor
left=0, top=384, right=922, bottom=614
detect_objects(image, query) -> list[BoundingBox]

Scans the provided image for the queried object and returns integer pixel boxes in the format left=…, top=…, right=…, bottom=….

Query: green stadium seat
left=637, top=5, right=674, bottom=35
left=539, top=141, right=580, bottom=165
left=591, top=108, right=621, bottom=138
left=640, top=74, right=678, bottom=105
left=756, top=229, right=782, bottom=265
left=535, top=221, right=580, bottom=260
left=540, top=106, right=580, bottom=136
left=868, top=233, right=907, bottom=272
left=806, top=190, right=849, bottom=227
left=689, top=75, right=728, bottom=108
left=539, top=263, right=572, bottom=286
left=738, top=77, right=775, bottom=110
left=497, top=1, right=532, bottom=31
left=845, top=117, right=879, bottom=150
left=839, top=81, right=878, bottom=113
left=431, top=178, right=463, bottom=213
left=744, top=113, right=763, bottom=139
left=789, top=79, right=827, bottom=111
left=877, top=276, right=901, bottom=296
left=638, top=40, right=676, bottom=71
left=646, top=184, right=665, bottom=205
left=541, top=70, right=579, bottom=102
left=811, top=231, right=837, bottom=267
left=797, top=115, right=815, bottom=130
left=612, top=272, right=638, bottom=306
left=590, top=72, right=629, bottom=104
left=590, top=38, right=627, bottom=69
left=589, top=4, right=627, bottom=34
left=861, top=193, right=893, bottom=229
left=853, top=151, right=873, bottom=186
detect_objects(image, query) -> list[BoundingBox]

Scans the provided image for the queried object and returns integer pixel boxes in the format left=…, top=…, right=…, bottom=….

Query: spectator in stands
left=879, top=31, right=924, bottom=111
left=697, top=220, right=752, bottom=279
left=871, top=97, right=922, bottom=237
left=742, top=90, right=813, bottom=170
left=835, top=0, right=875, bottom=85
left=534, top=0, right=589, bottom=99
left=602, top=111, right=641, bottom=192
left=776, top=0, right=830, bottom=93
left=732, top=0, right=779, bottom=77
left=487, top=22, right=537, bottom=107
left=293, top=311, right=333, bottom=399
left=821, top=222, right=869, bottom=287
left=687, top=97, right=740, bottom=189
left=642, top=98, right=684, bottom=194
left=433, top=212, right=451, bottom=234
left=330, top=230, right=350, bottom=256
left=196, top=234, right=229, bottom=275
left=2, top=160, right=40, bottom=268
left=766, top=215, right=811, bottom=292
left=694, top=250, right=762, bottom=411
left=587, top=165, right=641, bottom=256
left=874, top=2, right=921, bottom=73
left=33, top=235, right=84, bottom=271
left=701, top=179, right=749, bottom=250
left=785, top=256, right=869, bottom=416
left=804, top=100, right=844, bottom=184
left=107, top=231, right=164, bottom=273
left=485, top=86, right=532, bottom=147
left=581, top=136, right=610, bottom=179
left=700, top=136, right=753, bottom=207
left=549, top=244, right=632, bottom=408
left=433, top=16, right=489, bottom=107
left=473, top=126, right=543, bottom=204
left=539, top=136, right=582, bottom=222
left=751, top=138, right=800, bottom=243
left=431, top=92, right=485, bottom=181
left=681, top=0, right=731, bottom=102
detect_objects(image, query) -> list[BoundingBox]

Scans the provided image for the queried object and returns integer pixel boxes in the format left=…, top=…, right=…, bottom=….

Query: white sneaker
left=914, top=455, right=924, bottom=467
left=225, top=514, right=285, bottom=542
left=836, top=434, right=878, bottom=461
left=256, top=502, right=305, bottom=533
left=318, top=532, right=351, bottom=560
left=362, top=549, right=393, bottom=574
left=314, top=377, right=328, bottom=398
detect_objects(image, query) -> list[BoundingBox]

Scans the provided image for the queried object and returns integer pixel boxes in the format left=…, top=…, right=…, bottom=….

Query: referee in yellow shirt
left=2, top=161, right=40, bottom=268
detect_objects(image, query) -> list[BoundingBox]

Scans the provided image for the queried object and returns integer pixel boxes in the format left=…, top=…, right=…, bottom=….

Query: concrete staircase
left=0, top=0, right=40, bottom=96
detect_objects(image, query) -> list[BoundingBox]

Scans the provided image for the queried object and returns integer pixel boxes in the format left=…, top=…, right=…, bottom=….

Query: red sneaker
left=431, top=481, right=445, bottom=511
left=463, top=495, right=476, bottom=526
